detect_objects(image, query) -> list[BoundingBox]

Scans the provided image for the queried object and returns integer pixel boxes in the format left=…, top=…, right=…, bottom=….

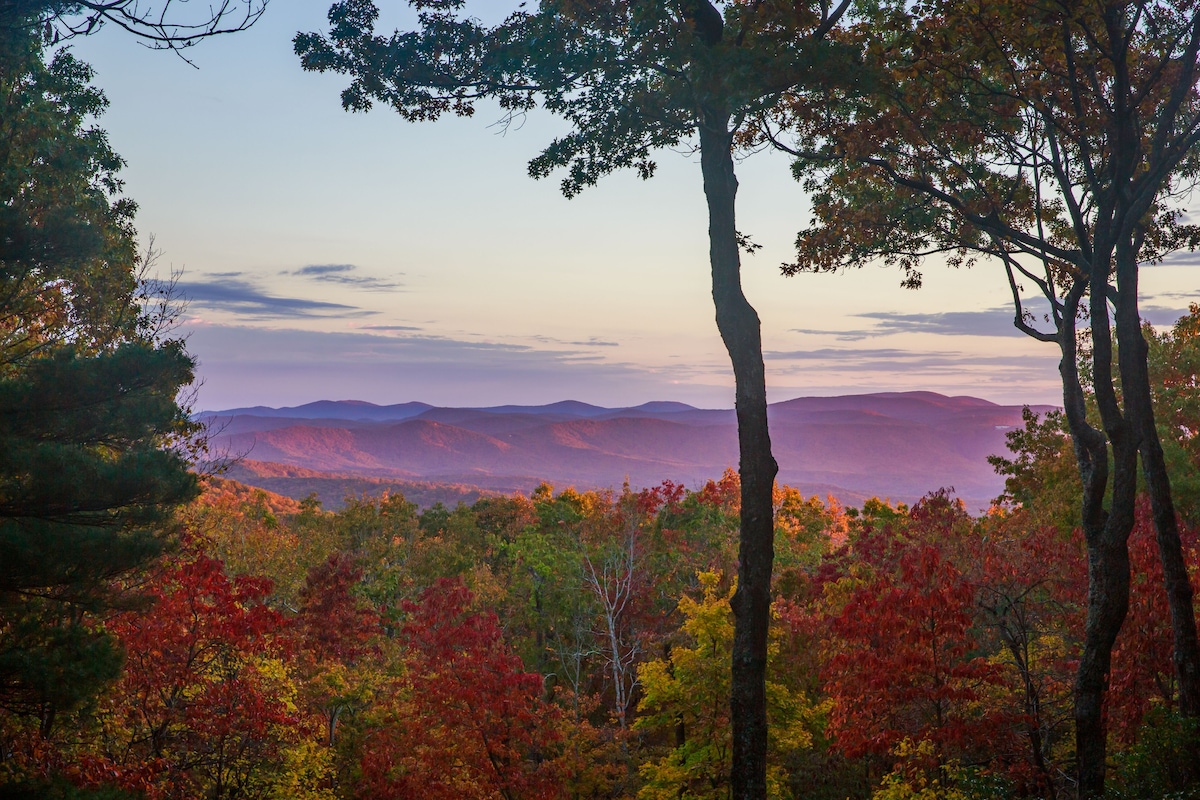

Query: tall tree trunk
left=1138, top=412, right=1200, bottom=719
left=1047, top=280, right=1132, bottom=799
left=699, top=114, right=778, bottom=800
left=1071, top=272, right=1137, bottom=799
left=1112, top=246, right=1200, bottom=720
left=1074, top=523, right=1133, bottom=799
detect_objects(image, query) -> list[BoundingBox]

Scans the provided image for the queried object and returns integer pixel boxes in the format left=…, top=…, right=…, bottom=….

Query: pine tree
left=0, top=17, right=198, bottom=733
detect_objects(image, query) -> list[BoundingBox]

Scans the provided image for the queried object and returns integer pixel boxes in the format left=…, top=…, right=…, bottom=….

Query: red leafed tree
left=356, top=578, right=563, bottom=800
left=296, top=552, right=379, bottom=665
left=824, top=544, right=1008, bottom=761
left=696, top=467, right=742, bottom=514
left=967, top=515, right=1085, bottom=794
left=293, top=552, right=381, bottom=748
left=1109, top=499, right=1200, bottom=744
left=820, top=497, right=1012, bottom=768
left=96, top=548, right=298, bottom=799
left=638, top=480, right=686, bottom=518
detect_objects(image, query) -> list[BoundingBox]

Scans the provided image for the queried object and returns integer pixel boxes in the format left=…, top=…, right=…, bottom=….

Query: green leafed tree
left=294, top=4, right=853, bottom=794
left=0, top=19, right=199, bottom=732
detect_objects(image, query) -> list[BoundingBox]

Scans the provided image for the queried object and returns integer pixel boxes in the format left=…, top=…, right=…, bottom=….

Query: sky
left=70, top=2, right=1197, bottom=412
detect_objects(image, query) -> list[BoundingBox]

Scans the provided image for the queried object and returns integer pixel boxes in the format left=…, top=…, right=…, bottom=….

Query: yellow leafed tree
left=636, top=572, right=821, bottom=799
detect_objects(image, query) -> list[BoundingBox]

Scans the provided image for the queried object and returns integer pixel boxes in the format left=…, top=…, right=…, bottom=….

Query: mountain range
left=202, top=391, right=1057, bottom=511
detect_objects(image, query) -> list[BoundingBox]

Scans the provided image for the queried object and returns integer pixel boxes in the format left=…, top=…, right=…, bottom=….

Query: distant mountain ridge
left=202, top=391, right=1057, bottom=511
left=205, top=398, right=719, bottom=422
left=209, top=399, right=435, bottom=421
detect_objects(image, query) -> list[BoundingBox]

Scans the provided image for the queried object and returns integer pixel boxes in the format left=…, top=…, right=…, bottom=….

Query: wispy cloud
left=294, top=264, right=355, bottom=276
left=1141, top=304, right=1195, bottom=326
left=792, top=307, right=1066, bottom=340
left=1155, top=251, right=1200, bottom=267
left=789, top=327, right=878, bottom=342
left=768, top=348, right=913, bottom=361
left=359, top=324, right=424, bottom=332
left=288, top=263, right=403, bottom=290
left=765, top=347, right=1060, bottom=375
left=861, top=309, right=1030, bottom=337
left=532, top=335, right=620, bottom=347
left=178, top=277, right=374, bottom=319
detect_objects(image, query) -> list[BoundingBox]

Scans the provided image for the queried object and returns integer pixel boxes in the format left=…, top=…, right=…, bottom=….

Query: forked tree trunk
left=1046, top=280, right=1133, bottom=799
left=699, top=114, right=778, bottom=800
left=1070, top=273, right=1137, bottom=799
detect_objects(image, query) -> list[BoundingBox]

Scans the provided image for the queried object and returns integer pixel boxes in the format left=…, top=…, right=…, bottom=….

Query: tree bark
left=699, top=114, right=778, bottom=800
left=1074, top=522, right=1133, bottom=799
left=1047, top=279, right=1133, bottom=799
left=1138, top=410, right=1200, bottom=719
left=1111, top=245, right=1200, bottom=720
left=1069, top=269, right=1137, bottom=799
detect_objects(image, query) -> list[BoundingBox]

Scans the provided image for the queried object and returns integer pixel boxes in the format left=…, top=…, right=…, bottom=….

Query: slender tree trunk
left=1070, top=272, right=1138, bottom=799
left=1139, top=418, right=1200, bottom=718
left=1046, top=281, right=1131, bottom=799
left=1075, top=515, right=1133, bottom=799
left=1111, top=246, right=1200, bottom=720
left=994, top=613, right=1056, bottom=798
left=699, top=115, right=777, bottom=800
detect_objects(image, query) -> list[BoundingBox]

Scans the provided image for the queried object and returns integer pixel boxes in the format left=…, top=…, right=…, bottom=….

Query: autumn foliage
left=357, top=579, right=562, bottom=800
left=2, top=444, right=1196, bottom=800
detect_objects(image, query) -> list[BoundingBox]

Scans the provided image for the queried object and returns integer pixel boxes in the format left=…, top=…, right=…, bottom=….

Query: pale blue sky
left=70, top=2, right=1195, bottom=411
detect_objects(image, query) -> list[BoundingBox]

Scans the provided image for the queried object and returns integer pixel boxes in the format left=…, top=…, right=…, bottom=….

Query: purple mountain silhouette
left=203, top=391, right=1056, bottom=510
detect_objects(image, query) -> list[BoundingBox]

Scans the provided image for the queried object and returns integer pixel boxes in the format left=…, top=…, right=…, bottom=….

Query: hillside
left=220, top=460, right=501, bottom=511
left=201, top=391, right=1056, bottom=510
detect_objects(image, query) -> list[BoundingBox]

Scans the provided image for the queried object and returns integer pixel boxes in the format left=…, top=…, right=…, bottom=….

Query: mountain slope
left=204, top=392, right=1055, bottom=509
